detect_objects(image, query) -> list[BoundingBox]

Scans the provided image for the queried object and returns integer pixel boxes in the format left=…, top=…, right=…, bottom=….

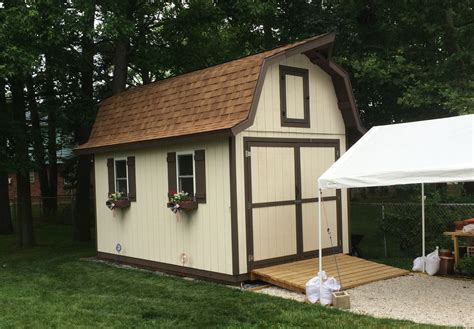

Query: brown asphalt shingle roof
left=76, top=34, right=330, bottom=152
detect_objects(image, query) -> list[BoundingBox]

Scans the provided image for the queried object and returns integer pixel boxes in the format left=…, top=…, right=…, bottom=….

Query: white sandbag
left=412, top=256, right=425, bottom=272
left=305, top=271, right=327, bottom=304
left=305, top=277, right=320, bottom=304
left=425, top=247, right=440, bottom=276
left=463, top=224, right=474, bottom=234
left=320, top=277, right=341, bottom=306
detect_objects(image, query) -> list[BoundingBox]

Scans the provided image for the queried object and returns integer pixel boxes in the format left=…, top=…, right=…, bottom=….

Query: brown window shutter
left=194, top=150, right=206, bottom=203
left=107, top=158, right=115, bottom=194
left=167, top=152, right=177, bottom=194
left=127, top=156, right=137, bottom=202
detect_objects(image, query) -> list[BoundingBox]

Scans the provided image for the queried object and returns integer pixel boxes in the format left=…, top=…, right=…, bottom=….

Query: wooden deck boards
left=251, top=254, right=409, bottom=293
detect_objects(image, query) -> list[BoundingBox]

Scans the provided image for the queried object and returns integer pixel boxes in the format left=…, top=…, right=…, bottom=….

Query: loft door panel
left=300, top=147, right=336, bottom=198
left=250, top=146, right=295, bottom=203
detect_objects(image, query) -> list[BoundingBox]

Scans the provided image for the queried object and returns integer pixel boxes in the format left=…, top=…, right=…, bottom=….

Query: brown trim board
left=250, top=196, right=337, bottom=209
left=228, top=136, right=239, bottom=275
left=97, top=252, right=250, bottom=285
left=294, top=146, right=303, bottom=256
left=92, top=155, right=98, bottom=252
left=75, top=129, right=232, bottom=155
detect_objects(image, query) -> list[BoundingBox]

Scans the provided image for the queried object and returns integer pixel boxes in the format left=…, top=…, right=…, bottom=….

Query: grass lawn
left=0, top=223, right=438, bottom=328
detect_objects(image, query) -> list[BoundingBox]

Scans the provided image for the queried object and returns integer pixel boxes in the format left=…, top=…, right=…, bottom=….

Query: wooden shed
left=76, top=32, right=365, bottom=284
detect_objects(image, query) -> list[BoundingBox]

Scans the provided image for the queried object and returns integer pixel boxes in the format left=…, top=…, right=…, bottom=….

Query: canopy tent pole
left=318, top=186, right=323, bottom=282
left=422, top=183, right=426, bottom=273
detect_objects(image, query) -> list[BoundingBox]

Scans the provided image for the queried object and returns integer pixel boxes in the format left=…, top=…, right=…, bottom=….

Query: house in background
left=8, top=149, right=74, bottom=202
left=75, top=32, right=364, bottom=283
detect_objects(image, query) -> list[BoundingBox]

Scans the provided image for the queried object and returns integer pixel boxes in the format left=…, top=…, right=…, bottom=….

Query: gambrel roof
left=76, top=33, right=364, bottom=154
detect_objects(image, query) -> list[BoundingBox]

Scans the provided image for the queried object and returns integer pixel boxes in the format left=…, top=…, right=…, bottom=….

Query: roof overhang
left=74, top=128, right=233, bottom=155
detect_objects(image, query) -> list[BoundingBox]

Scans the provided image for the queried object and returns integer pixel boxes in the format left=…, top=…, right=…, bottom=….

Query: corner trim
left=229, top=136, right=239, bottom=275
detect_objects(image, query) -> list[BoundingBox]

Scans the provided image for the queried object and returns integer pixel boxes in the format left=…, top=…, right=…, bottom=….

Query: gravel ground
left=255, top=274, right=474, bottom=328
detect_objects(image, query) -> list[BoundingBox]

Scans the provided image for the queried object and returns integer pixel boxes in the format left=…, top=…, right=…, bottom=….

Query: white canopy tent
left=317, top=114, right=474, bottom=276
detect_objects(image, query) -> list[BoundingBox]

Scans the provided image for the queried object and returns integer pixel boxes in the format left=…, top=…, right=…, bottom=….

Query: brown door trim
left=251, top=195, right=337, bottom=209
left=294, top=145, right=303, bottom=257
left=244, top=137, right=342, bottom=271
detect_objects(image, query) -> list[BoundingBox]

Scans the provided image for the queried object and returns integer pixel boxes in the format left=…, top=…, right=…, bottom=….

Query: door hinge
left=336, top=150, right=340, bottom=158
left=248, top=254, right=254, bottom=262
left=246, top=202, right=252, bottom=210
left=245, top=150, right=251, bottom=157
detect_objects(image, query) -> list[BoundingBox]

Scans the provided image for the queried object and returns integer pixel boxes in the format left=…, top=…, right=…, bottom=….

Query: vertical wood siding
left=95, top=138, right=233, bottom=274
left=235, top=52, right=350, bottom=274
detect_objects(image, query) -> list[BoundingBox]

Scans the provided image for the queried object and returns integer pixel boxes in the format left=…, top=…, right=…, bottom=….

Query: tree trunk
left=74, top=154, right=92, bottom=241
left=10, top=78, right=35, bottom=247
left=44, top=59, right=58, bottom=215
left=444, top=8, right=466, bottom=75
left=112, top=39, right=129, bottom=94
left=73, top=0, right=96, bottom=242
left=111, top=0, right=137, bottom=94
left=26, top=76, right=51, bottom=215
left=0, top=80, right=13, bottom=235
left=0, top=172, right=13, bottom=234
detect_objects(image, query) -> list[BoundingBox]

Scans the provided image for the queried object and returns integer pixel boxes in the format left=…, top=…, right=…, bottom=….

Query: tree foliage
left=0, top=0, right=472, bottom=243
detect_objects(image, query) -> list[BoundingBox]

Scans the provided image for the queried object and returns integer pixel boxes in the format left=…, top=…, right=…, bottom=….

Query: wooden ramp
left=251, top=254, right=409, bottom=293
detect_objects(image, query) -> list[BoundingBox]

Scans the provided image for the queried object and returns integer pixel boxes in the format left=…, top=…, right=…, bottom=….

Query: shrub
left=456, top=255, right=474, bottom=276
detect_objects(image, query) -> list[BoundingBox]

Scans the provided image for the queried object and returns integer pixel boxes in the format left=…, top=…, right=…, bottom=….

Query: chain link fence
left=351, top=202, right=474, bottom=263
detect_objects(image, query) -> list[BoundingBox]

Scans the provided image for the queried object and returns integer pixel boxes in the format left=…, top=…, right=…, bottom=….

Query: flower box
left=167, top=200, right=198, bottom=212
left=106, top=198, right=131, bottom=210
left=167, top=191, right=197, bottom=214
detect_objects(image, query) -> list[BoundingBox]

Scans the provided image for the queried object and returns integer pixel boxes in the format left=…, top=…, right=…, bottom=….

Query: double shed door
left=244, top=138, right=342, bottom=270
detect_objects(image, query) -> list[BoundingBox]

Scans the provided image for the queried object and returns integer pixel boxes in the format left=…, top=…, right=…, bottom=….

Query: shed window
left=115, top=159, right=128, bottom=196
left=279, top=65, right=310, bottom=128
left=177, top=153, right=194, bottom=196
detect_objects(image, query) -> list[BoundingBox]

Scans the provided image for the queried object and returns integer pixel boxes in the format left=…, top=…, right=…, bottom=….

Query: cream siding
left=235, top=52, right=350, bottom=274
left=95, top=138, right=233, bottom=275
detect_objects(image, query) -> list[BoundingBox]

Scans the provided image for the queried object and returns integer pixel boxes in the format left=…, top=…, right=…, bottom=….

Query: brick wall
left=8, top=165, right=72, bottom=201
